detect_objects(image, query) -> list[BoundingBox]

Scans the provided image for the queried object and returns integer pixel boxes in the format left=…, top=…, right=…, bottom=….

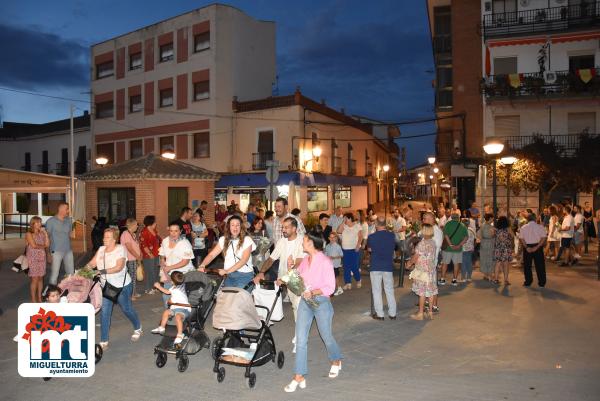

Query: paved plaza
left=1, top=246, right=599, bottom=401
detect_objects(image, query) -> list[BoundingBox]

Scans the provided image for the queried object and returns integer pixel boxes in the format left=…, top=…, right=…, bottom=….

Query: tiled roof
left=79, top=153, right=219, bottom=181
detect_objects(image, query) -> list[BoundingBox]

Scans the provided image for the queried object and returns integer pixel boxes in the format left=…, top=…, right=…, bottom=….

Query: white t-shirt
left=169, top=285, right=191, bottom=312
left=269, top=236, right=305, bottom=279
left=574, top=213, right=584, bottom=234
left=97, top=245, right=131, bottom=288
left=218, top=236, right=256, bottom=273
left=439, top=215, right=448, bottom=228
left=340, top=223, right=362, bottom=250
left=158, top=237, right=195, bottom=273
left=561, top=214, right=574, bottom=238
left=394, top=216, right=407, bottom=241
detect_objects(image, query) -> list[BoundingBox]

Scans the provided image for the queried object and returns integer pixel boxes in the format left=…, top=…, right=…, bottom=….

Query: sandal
left=328, top=362, right=342, bottom=378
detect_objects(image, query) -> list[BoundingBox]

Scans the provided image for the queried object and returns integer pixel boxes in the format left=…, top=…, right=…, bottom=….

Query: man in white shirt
left=392, top=208, right=407, bottom=262
left=519, top=213, right=547, bottom=287
left=572, top=205, right=585, bottom=262
left=557, top=206, right=575, bottom=267
left=328, top=206, right=344, bottom=232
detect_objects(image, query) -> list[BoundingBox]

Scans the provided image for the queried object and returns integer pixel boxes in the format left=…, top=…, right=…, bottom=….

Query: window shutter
left=568, top=112, right=596, bottom=135
left=494, top=115, right=520, bottom=137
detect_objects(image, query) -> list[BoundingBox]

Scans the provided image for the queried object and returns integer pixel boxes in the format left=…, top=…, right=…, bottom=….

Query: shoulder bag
left=102, top=249, right=127, bottom=303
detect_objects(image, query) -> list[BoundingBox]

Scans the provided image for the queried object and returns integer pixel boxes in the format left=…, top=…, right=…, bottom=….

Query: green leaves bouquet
left=280, top=269, right=319, bottom=308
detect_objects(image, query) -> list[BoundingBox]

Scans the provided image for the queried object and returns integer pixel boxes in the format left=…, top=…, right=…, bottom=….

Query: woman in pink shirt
left=284, top=228, right=343, bottom=393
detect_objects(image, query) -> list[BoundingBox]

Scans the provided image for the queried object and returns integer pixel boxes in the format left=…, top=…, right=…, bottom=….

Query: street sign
left=265, top=185, right=279, bottom=201
left=266, top=166, right=279, bottom=183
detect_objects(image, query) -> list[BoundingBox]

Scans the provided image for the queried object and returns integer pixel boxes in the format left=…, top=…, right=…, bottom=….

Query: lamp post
left=95, top=156, right=108, bottom=167
left=161, top=146, right=176, bottom=159
left=500, top=155, right=517, bottom=218
left=383, top=164, right=390, bottom=219
left=302, top=145, right=322, bottom=170
left=483, top=137, right=505, bottom=221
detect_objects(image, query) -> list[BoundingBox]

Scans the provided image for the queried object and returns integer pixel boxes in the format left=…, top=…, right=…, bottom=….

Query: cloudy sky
left=0, top=0, right=435, bottom=167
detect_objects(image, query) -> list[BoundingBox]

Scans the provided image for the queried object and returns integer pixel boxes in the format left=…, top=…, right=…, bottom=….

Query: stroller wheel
left=277, top=351, right=285, bottom=369
left=215, top=367, right=226, bottom=382
left=177, top=355, right=189, bottom=373
left=245, top=372, right=257, bottom=389
left=95, top=344, right=103, bottom=364
left=155, top=352, right=167, bottom=368
left=210, top=336, right=225, bottom=361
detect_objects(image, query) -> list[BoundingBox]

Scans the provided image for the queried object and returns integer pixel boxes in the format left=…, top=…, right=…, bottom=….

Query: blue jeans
left=48, top=250, right=74, bottom=285
left=295, top=296, right=343, bottom=376
left=462, top=251, right=473, bottom=280
left=142, top=257, right=159, bottom=292
left=342, top=249, right=360, bottom=284
left=100, top=282, right=141, bottom=342
left=223, top=270, right=255, bottom=291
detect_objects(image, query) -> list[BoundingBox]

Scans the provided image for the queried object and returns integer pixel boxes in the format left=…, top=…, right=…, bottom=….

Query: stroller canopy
left=58, top=276, right=102, bottom=313
left=184, top=271, right=213, bottom=306
left=213, top=287, right=262, bottom=331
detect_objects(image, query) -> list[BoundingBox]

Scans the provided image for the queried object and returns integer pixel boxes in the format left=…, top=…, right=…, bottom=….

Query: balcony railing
left=433, top=35, right=452, bottom=55
left=37, top=164, right=49, bottom=174
left=498, top=133, right=598, bottom=157
left=332, top=156, right=342, bottom=174
left=482, top=69, right=600, bottom=99
left=252, top=152, right=275, bottom=170
left=347, top=159, right=357, bottom=176
left=366, top=162, right=373, bottom=177
left=21, top=165, right=31, bottom=172
left=483, top=1, right=600, bottom=38
left=55, top=163, right=68, bottom=176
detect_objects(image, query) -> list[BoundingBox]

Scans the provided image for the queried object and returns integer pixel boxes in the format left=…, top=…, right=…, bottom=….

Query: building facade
left=90, top=4, right=276, bottom=172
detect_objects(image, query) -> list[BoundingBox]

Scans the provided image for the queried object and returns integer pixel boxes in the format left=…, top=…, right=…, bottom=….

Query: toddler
left=151, top=271, right=191, bottom=345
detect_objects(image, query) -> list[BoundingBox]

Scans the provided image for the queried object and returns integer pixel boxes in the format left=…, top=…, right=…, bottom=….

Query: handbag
left=12, top=247, right=29, bottom=273
left=409, top=268, right=431, bottom=283
left=101, top=250, right=127, bottom=303
left=136, top=260, right=145, bottom=281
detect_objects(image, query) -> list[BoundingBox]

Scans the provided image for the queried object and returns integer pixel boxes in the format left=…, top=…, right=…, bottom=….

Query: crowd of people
left=15, top=196, right=599, bottom=391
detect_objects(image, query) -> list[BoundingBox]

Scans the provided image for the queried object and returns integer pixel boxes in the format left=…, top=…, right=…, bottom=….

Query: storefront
left=80, top=153, right=219, bottom=237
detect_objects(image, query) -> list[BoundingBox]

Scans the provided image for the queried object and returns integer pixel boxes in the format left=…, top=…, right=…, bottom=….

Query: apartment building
left=426, top=0, right=484, bottom=211
left=215, top=89, right=400, bottom=216
left=91, top=4, right=276, bottom=172
left=481, top=0, right=600, bottom=210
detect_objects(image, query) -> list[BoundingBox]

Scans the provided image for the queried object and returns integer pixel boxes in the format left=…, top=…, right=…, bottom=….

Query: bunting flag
left=485, top=46, right=491, bottom=77
left=508, top=73, right=522, bottom=88
left=577, top=68, right=596, bottom=84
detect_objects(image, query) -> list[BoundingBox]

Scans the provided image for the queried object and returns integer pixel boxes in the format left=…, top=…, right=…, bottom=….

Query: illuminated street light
left=483, top=137, right=505, bottom=220
left=161, top=146, right=176, bottom=159
left=427, top=156, right=436, bottom=164
left=95, top=156, right=108, bottom=166
left=433, top=167, right=439, bottom=173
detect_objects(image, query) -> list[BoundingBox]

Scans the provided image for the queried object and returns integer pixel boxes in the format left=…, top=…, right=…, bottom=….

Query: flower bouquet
left=280, top=269, right=319, bottom=308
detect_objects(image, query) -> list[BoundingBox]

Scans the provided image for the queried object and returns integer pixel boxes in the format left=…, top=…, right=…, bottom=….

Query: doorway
left=168, top=187, right=188, bottom=223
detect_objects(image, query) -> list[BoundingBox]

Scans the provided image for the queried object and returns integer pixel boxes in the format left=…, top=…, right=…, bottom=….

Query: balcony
left=347, top=159, right=357, bottom=176
left=252, top=152, right=275, bottom=170
left=432, top=35, right=452, bottom=56
left=332, top=156, right=342, bottom=174
left=498, top=133, right=598, bottom=157
left=482, top=69, right=600, bottom=100
left=366, top=162, right=373, bottom=177
left=483, top=1, right=600, bottom=39
left=55, top=163, right=68, bottom=176
left=37, top=164, right=49, bottom=174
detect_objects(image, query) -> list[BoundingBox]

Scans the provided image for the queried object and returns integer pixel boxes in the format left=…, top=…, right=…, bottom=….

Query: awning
left=552, top=31, right=600, bottom=44
left=215, top=172, right=368, bottom=189
left=488, top=31, right=600, bottom=47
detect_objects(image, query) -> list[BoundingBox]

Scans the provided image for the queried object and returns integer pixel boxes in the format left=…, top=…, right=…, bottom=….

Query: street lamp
left=433, top=167, right=439, bottom=173
left=500, top=155, right=517, bottom=217
left=302, top=145, right=322, bottom=170
left=161, top=146, right=176, bottom=159
left=383, top=164, right=390, bottom=220
left=95, top=156, right=108, bottom=167
left=483, top=137, right=505, bottom=221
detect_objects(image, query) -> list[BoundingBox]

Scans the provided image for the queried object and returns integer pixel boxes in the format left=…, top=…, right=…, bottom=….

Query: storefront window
left=98, top=188, right=136, bottom=227
left=307, top=186, right=328, bottom=212
left=334, top=185, right=351, bottom=208
left=215, top=190, right=227, bottom=206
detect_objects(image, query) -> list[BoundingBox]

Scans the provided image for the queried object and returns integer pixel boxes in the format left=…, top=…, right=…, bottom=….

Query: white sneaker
left=147, top=289, right=157, bottom=295
left=13, top=334, right=20, bottom=342
left=131, top=328, right=143, bottom=342
left=292, top=336, right=296, bottom=353
left=173, top=335, right=184, bottom=345
left=343, top=284, right=352, bottom=290
left=574, top=253, right=581, bottom=259
left=356, top=281, right=362, bottom=289
left=151, top=326, right=165, bottom=334
left=333, top=287, right=344, bottom=296
left=284, top=378, right=306, bottom=392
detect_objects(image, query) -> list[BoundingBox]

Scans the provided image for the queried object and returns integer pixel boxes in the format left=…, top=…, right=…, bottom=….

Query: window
left=334, top=186, right=351, bottom=208
left=159, top=88, right=173, bottom=107
left=130, top=140, right=143, bottom=159
left=433, top=6, right=451, bottom=35
left=129, top=95, right=142, bottom=113
left=492, top=0, right=516, bottom=14
left=95, top=101, right=114, bottom=118
left=193, top=81, right=209, bottom=100
left=96, top=143, right=115, bottom=165
left=436, top=89, right=453, bottom=108
left=96, top=61, right=114, bottom=79
left=75, top=146, right=87, bottom=174
left=568, top=112, right=596, bottom=135
left=569, top=55, right=595, bottom=72
left=160, top=136, right=174, bottom=153
left=494, top=57, right=517, bottom=75
left=98, top=188, right=136, bottom=225
left=24, top=153, right=31, bottom=171
left=494, top=115, right=520, bottom=137
left=193, top=132, right=210, bottom=158
left=159, top=43, right=174, bottom=62
left=437, top=66, right=453, bottom=88
left=307, top=186, right=328, bottom=212
left=194, top=31, right=210, bottom=52
left=129, top=52, right=142, bottom=70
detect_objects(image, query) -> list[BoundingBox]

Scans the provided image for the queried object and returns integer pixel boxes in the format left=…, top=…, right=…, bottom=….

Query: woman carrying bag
left=88, top=228, right=142, bottom=350
left=407, top=224, right=438, bottom=320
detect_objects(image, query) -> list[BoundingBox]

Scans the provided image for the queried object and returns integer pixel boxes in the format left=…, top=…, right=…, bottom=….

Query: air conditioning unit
left=544, top=71, right=557, bottom=84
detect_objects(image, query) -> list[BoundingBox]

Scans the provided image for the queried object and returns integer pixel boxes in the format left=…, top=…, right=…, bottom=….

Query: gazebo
left=79, top=153, right=219, bottom=236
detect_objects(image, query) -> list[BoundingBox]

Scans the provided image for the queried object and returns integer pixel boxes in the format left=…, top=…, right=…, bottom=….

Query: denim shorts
left=170, top=308, right=190, bottom=320
left=561, top=237, right=572, bottom=248
left=573, top=232, right=583, bottom=245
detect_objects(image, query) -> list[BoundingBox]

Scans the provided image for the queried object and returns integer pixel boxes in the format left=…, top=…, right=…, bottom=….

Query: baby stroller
left=211, top=281, right=284, bottom=389
left=41, top=274, right=104, bottom=381
left=153, top=270, right=224, bottom=373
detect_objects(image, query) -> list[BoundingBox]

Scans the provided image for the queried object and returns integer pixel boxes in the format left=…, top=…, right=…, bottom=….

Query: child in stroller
left=152, top=270, right=223, bottom=372
left=152, top=271, right=190, bottom=345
